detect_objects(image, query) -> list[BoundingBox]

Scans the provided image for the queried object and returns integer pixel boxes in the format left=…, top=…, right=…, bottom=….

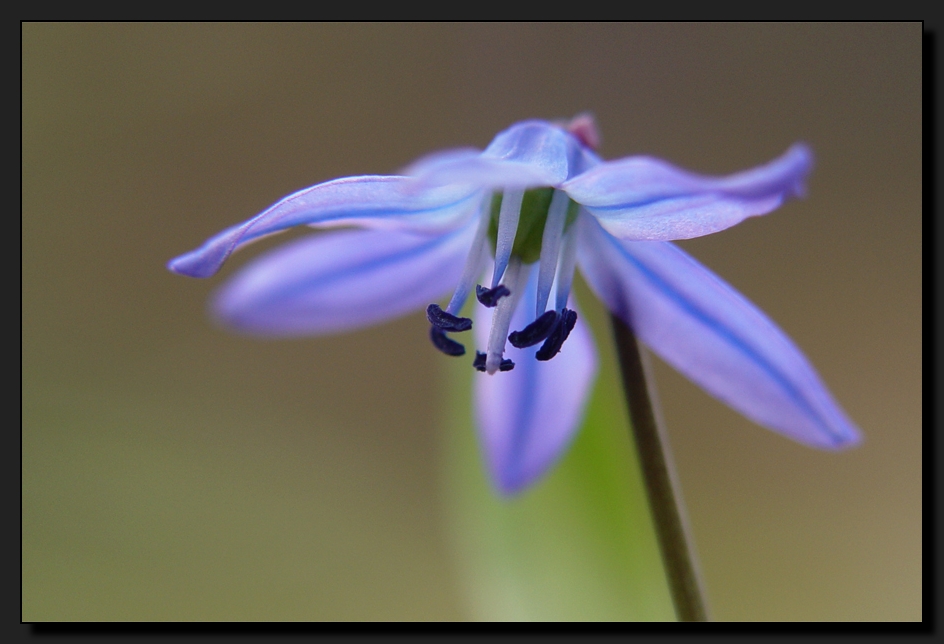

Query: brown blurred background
left=23, top=23, right=921, bottom=621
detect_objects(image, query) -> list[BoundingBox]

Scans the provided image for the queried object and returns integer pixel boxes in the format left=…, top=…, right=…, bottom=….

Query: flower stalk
left=610, top=312, right=709, bottom=622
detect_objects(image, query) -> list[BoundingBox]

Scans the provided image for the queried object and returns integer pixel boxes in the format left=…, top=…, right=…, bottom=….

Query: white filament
left=490, top=189, right=524, bottom=288
left=554, top=219, right=580, bottom=312
left=446, top=197, right=491, bottom=315
left=534, top=190, right=570, bottom=318
left=485, top=256, right=526, bottom=374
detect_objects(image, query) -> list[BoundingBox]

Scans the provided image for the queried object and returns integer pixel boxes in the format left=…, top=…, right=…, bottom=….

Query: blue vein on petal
left=213, top=187, right=481, bottom=270
left=602, top=233, right=849, bottom=446
left=581, top=192, right=725, bottom=212
left=509, top=345, right=539, bottom=493
left=224, top=226, right=470, bottom=315
left=505, top=276, right=540, bottom=492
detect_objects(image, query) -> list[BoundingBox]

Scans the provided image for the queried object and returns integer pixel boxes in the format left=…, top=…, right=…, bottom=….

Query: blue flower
left=169, top=115, right=861, bottom=495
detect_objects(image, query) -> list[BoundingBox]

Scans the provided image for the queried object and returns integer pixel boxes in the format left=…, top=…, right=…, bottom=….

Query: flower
left=169, top=114, right=861, bottom=495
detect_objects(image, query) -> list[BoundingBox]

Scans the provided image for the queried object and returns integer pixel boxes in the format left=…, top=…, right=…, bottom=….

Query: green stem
left=609, top=313, right=709, bottom=622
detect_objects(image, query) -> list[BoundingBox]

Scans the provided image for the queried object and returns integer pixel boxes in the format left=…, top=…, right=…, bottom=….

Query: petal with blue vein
left=473, top=268, right=598, bottom=495
left=562, top=144, right=812, bottom=241
left=167, top=175, right=480, bottom=278
left=212, top=223, right=475, bottom=336
left=576, top=215, right=860, bottom=449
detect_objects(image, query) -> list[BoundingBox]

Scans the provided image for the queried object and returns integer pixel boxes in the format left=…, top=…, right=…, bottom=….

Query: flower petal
left=473, top=268, right=598, bottom=494
left=167, top=175, right=480, bottom=278
left=414, top=120, right=601, bottom=191
left=562, top=144, right=813, bottom=241
left=577, top=216, right=860, bottom=449
left=400, top=147, right=482, bottom=176
left=212, top=223, right=475, bottom=336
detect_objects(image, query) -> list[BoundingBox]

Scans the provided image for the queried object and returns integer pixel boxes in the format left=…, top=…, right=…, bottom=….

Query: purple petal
left=562, top=144, right=813, bottom=241
left=167, top=175, right=480, bottom=278
left=212, top=223, right=475, bottom=336
left=414, top=120, right=601, bottom=191
left=577, top=215, right=861, bottom=449
left=473, top=269, right=598, bottom=495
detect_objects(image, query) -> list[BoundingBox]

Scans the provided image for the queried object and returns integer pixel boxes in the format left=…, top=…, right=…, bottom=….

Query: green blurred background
left=23, top=23, right=921, bottom=621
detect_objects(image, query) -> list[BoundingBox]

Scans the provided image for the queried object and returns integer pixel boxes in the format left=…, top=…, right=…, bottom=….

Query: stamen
left=536, top=308, right=577, bottom=361
left=473, top=351, right=514, bottom=372
left=426, top=304, right=472, bottom=332
left=554, top=222, right=580, bottom=312
left=508, top=310, right=558, bottom=348
left=445, top=196, right=492, bottom=315
left=429, top=326, right=466, bottom=356
left=490, top=189, right=525, bottom=288
left=485, top=256, right=527, bottom=374
left=475, top=284, right=510, bottom=308
left=535, top=190, right=571, bottom=317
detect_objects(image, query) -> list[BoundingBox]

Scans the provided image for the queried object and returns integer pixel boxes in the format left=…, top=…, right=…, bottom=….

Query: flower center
left=486, top=189, right=580, bottom=265
left=427, top=187, right=582, bottom=374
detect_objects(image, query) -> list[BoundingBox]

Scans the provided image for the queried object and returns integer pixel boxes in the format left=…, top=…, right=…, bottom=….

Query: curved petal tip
left=566, top=142, right=816, bottom=242
left=167, top=246, right=222, bottom=278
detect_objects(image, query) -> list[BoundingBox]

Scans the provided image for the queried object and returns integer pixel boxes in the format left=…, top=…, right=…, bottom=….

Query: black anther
left=508, top=310, right=559, bottom=348
left=535, top=308, right=578, bottom=361
left=429, top=326, right=465, bottom=356
left=476, top=284, right=510, bottom=308
left=473, top=351, right=515, bottom=372
left=426, top=303, right=472, bottom=332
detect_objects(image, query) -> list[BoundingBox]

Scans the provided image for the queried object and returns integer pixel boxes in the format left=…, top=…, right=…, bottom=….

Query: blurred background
left=23, top=23, right=921, bottom=621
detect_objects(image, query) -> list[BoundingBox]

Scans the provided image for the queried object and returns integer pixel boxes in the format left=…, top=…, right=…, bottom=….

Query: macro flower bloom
left=169, top=115, right=861, bottom=495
